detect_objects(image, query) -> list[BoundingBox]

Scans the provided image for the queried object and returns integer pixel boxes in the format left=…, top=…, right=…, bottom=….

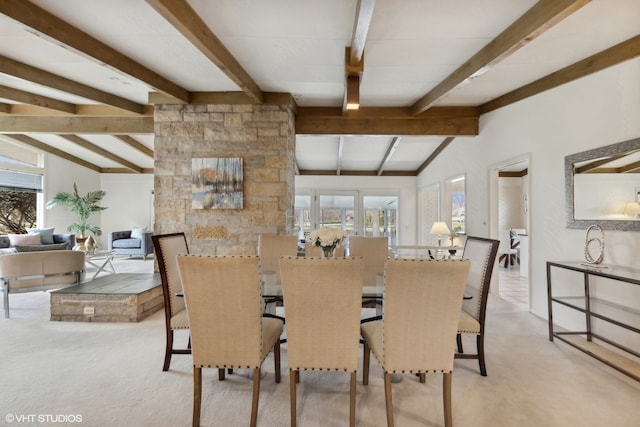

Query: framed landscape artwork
left=191, top=157, right=243, bottom=209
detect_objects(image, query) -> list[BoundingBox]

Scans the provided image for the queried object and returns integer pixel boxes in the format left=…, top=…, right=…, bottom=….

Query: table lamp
left=622, top=202, right=640, bottom=219
left=430, top=222, right=450, bottom=246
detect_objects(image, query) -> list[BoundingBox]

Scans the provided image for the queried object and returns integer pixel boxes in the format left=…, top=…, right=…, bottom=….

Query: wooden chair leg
left=350, top=372, right=356, bottom=427
left=290, top=370, right=297, bottom=427
left=477, top=334, right=487, bottom=376
left=384, top=372, right=394, bottom=427
left=419, top=373, right=426, bottom=383
left=443, top=372, right=452, bottom=427
left=363, top=340, right=370, bottom=385
left=274, top=340, right=281, bottom=383
left=218, top=368, right=225, bottom=380
left=163, top=329, right=173, bottom=371
left=193, top=367, right=202, bottom=427
left=456, top=333, right=463, bottom=353
left=250, top=367, right=260, bottom=427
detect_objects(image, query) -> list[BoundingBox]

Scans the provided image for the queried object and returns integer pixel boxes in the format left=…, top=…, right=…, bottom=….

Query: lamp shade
left=430, top=222, right=450, bottom=235
left=622, top=202, right=640, bottom=218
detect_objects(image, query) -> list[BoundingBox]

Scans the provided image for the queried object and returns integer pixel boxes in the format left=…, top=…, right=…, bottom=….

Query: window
left=362, top=195, right=398, bottom=244
left=446, top=175, right=465, bottom=234
left=0, top=140, right=43, bottom=233
left=294, top=189, right=399, bottom=245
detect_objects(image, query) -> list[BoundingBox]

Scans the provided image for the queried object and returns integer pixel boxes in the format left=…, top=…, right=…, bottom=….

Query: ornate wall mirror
left=565, top=136, right=640, bottom=230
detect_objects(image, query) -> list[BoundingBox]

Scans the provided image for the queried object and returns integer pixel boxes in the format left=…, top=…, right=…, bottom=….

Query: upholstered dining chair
left=258, top=234, right=299, bottom=287
left=348, top=236, right=389, bottom=286
left=455, top=236, right=500, bottom=376
left=361, top=259, right=471, bottom=427
left=258, top=234, right=299, bottom=317
left=279, top=256, right=364, bottom=427
left=348, top=236, right=388, bottom=311
left=152, top=232, right=191, bottom=372
left=176, top=255, right=283, bottom=427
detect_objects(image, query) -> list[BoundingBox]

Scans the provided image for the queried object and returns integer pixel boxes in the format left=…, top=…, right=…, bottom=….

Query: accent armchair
left=108, top=229, right=153, bottom=260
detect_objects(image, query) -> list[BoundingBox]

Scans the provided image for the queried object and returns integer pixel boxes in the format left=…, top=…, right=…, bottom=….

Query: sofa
left=0, top=250, right=85, bottom=318
left=0, top=233, right=76, bottom=254
left=108, top=228, right=154, bottom=260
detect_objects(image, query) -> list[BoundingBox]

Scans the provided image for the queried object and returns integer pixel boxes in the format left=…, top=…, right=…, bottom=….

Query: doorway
left=489, top=154, right=530, bottom=310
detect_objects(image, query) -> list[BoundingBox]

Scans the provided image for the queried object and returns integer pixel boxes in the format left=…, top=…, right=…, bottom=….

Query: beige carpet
left=2, top=257, right=640, bottom=426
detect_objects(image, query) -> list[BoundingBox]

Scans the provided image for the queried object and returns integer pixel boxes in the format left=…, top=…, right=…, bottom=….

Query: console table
left=546, top=261, right=640, bottom=382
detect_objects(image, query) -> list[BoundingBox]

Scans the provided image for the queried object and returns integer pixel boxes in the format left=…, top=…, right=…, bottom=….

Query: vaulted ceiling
left=0, top=0, right=638, bottom=176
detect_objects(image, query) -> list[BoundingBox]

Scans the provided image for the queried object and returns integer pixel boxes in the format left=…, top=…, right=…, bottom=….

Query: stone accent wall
left=154, top=103, right=296, bottom=255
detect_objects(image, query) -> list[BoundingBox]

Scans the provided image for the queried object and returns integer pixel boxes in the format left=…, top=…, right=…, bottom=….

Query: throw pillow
left=27, top=227, right=55, bottom=245
left=15, top=242, right=69, bottom=252
left=130, top=226, right=145, bottom=240
left=8, top=233, right=42, bottom=247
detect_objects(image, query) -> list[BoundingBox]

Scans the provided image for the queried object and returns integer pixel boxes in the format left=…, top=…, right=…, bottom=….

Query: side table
left=85, top=250, right=116, bottom=280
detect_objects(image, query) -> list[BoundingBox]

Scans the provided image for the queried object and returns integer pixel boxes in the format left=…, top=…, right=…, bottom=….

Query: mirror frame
left=565, top=136, right=640, bottom=231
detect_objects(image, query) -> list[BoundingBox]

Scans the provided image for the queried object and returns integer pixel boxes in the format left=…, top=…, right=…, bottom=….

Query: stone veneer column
left=154, top=103, right=296, bottom=255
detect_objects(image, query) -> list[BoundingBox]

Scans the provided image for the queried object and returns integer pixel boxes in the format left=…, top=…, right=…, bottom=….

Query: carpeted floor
left=1, top=256, right=639, bottom=426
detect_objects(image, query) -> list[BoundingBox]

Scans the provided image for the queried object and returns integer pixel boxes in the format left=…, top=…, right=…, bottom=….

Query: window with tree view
left=0, top=143, right=42, bottom=234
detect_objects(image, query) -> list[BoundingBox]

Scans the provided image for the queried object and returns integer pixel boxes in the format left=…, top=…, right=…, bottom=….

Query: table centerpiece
left=309, top=227, right=346, bottom=257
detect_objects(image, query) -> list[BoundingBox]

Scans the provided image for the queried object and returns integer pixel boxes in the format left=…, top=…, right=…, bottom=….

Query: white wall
left=42, top=155, right=100, bottom=239
left=498, top=177, right=525, bottom=231
left=100, top=174, right=154, bottom=248
left=40, top=155, right=152, bottom=248
left=295, top=175, right=417, bottom=245
left=418, top=58, right=640, bottom=330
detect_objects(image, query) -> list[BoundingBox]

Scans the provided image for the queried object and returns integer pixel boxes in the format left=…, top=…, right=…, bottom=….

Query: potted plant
left=45, top=183, right=107, bottom=241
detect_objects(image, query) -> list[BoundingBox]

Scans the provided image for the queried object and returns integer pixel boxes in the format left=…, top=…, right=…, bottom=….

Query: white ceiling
left=0, top=0, right=639, bottom=174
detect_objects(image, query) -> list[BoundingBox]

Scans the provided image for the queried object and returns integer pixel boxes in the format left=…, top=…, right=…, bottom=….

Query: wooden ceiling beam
left=300, top=106, right=479, bottom=118
left=415, top=137, right=455, bottom=175
left=5, top=104, right=153, bottom=116
left=0, top=84, right=76, bottom=114
left=337, top=136, right=345, bottom=175
left=297, top=169, right=415, bottom=177
left=150, top=92, right=295, bottom=109
left=296, top=115, right=477, bottom=136
left=114, top=135, right=154, bottom=158
left=0, top=54, right=145, bottom=114
left=480, top=35, right=640, bottom=114
left=60, top=135, right=143, bottom=173
left=342, top=0, right=374, bottom=113
left=0, top=0, right=189, bottom=103
left=101, top=168, right=154, bottom=174
left=377, top=137, right=400, bottom=176
left=350, top=0, right=376, bottom=64
left=0, top=116, right=153, bottom=134
left=0, top=102, right=10, bottom=114
left=146, top=0, right=263, bottom=103
left=411, top=0, right=590, bottom=115
left=6, top=134, right=101, bottom=172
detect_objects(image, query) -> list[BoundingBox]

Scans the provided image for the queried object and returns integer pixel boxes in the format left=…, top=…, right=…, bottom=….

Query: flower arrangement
left=309, top=227, right=346, bottom=257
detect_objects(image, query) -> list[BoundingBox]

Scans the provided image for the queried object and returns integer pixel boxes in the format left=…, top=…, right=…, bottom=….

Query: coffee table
left=85, top=250, right=115, bottom=279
